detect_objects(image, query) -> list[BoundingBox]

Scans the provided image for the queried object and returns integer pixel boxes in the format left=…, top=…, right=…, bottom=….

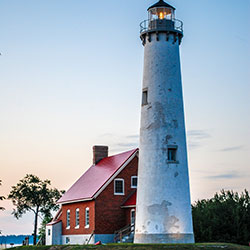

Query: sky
left=0, top=0, right=250, bottom=235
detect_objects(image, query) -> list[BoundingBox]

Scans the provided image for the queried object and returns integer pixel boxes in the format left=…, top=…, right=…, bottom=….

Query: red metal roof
left=122, top=191, right=137, bottom=207
left=58, top=148, right=138, bottom=204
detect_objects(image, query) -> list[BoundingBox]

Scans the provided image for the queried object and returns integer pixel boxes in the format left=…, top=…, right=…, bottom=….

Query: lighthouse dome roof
left=147, top=0, right=175, bottom=11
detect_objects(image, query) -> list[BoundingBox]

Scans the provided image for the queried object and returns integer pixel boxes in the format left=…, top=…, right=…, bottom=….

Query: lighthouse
left=134, top=0, right=194, bottom=244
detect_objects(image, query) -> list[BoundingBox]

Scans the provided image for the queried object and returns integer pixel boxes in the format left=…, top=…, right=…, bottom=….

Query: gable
left=58, top=148, right=138, bottom=204
left=94, top=156, right=138, bottom=235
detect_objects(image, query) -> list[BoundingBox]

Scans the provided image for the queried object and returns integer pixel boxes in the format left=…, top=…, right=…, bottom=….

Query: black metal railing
left=114, top=224, right=135, bottom=243
left=140, top=18, right=183, bottom=33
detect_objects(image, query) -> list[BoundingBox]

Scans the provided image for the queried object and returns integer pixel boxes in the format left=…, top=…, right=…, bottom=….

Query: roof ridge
left=94, top=148, right=138, bottom=167
left=92, top=149, right=138, bottom=198
left=57, top=148, right=139, bottom=204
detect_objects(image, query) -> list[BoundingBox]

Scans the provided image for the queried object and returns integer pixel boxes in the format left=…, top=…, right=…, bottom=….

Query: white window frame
left=131, top=176, right=138, bottom=188
left=75, top=208, right=79, bottom=229
left=66, top=209, right=70, bottom=229
left=114, top=178, right=125, bottom=195
left=85, top=207, right=89, bottom=228
left=131, top=209, right=136, bottom=225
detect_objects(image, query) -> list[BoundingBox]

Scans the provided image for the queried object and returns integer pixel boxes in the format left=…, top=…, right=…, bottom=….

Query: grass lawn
left=12, top=243, right=250, bottom=250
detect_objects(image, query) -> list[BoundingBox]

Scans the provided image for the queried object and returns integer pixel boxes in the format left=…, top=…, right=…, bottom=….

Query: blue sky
left=0, top=0, right=249, bottom=235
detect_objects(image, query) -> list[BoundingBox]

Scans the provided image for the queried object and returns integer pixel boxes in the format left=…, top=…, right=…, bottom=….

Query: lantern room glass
left=148, top=7, right=175, bottom=21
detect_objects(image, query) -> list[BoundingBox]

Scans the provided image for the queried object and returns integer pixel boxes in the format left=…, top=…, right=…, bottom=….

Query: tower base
left=134, top=233, right=195, bottom=244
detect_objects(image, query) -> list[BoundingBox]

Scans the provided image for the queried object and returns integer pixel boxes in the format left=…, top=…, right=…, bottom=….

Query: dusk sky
left=0, top=0, right=249, bottom=235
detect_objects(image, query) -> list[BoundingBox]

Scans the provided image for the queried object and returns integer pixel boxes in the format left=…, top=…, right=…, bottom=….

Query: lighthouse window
left=168, top=148, right=177, bottom=162
left=114, top=179, right=124, bottom=195
left=142, top=89, right=148, bottom=106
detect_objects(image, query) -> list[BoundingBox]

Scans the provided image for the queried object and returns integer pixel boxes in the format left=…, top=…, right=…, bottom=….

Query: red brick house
left=46, top=146, right=138, bottom=245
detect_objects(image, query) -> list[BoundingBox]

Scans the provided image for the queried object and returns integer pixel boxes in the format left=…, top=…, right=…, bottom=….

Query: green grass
left=13, top=243, right=250, bottom=250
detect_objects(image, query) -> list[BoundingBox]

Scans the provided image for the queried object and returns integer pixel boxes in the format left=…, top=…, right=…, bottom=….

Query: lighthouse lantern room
left=148, top=1, right=175, bottom=20
left=140, top=0, right=183, bottom=45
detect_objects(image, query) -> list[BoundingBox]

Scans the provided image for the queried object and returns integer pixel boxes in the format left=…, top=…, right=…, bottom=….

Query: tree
left=192, top=189, right=250, bottom=246
left=8, top=174, right=64, bottom=245
left=0, top=180, right=5, bottom=211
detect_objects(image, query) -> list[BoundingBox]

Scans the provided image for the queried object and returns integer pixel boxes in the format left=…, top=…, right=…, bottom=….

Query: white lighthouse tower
left=134, top=0, right=194, bottom=244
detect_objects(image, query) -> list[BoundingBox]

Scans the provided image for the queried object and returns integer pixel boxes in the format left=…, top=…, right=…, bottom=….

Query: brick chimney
left=93, top=145, right=108, bottom=165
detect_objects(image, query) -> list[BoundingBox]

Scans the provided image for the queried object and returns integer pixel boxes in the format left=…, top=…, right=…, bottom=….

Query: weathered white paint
left=45, top=225, right=53, bottom=246
left=46, top=222, right=62, bottom=245
left=61, top=234, right=114, bottom=245
left=62, top=234, right=94, bottom=245
left=134, top=31, right=194, bottom=243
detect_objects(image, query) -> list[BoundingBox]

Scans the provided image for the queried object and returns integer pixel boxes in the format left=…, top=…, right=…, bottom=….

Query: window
left=75, top=208, right=79, bottom=228
left=48, top=229, right=51, bottom=236
left=131, top=176, right=138, bottom=188
left=66, top=237, right=70, bottom=244
left=114, top=179, right=124, bottom=195
left=131, top=209, right=136, bottom=225
left=85, top=207, right=89, bottom=228
left=142, top=89, right=148, bottom=106
left=168, top=146, right=177, bottom=162
left=66, top=209, right=70, bottom=229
